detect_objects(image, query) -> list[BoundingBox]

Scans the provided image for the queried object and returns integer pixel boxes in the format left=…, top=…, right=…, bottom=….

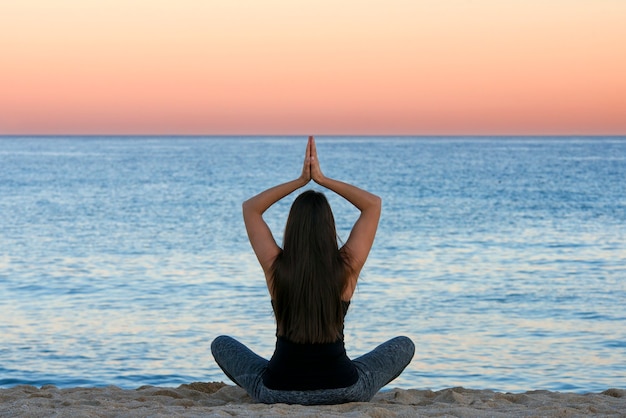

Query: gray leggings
left=210, top=335, right=415, bottom=405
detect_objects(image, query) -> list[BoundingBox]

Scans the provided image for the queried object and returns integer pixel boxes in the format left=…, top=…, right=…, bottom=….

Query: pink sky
left=2, top=0, right=625, bottom=135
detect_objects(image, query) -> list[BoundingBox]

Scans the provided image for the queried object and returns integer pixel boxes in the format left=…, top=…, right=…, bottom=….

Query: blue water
left=1, top=136, right=625, bottom=393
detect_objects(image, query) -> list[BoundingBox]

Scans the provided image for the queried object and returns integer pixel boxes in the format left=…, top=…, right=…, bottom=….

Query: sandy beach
left=1, top=383, right=624, bottom=417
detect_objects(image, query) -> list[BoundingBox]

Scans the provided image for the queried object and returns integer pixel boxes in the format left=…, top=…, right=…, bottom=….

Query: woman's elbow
left=242, top=199, right=261, bottom=218
left=242, top=199, right=253, bottom=218
left=363, top=194, right=381, bottom=218
left=371, top=194, right=382, bottom=212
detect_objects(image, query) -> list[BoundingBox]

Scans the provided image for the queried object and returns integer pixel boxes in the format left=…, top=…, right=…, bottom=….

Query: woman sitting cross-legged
left=211, top=136, right=414, bottom=405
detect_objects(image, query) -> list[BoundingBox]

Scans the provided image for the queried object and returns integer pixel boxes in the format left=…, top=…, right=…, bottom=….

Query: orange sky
left=1, top=0, right=625, bottom=135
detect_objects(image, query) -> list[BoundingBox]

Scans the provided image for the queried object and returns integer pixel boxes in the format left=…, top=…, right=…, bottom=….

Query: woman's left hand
left=299, top=136, right=313, bottom=184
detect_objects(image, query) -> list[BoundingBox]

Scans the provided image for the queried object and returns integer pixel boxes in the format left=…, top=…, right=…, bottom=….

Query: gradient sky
left=2, top=0, right=625, bottom=135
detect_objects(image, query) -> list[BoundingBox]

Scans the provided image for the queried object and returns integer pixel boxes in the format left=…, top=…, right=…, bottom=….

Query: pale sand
left=1, top=383, right=624, bottom=417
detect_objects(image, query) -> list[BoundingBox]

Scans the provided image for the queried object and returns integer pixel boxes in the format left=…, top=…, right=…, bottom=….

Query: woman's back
left=263, top=300, right=358, bottom=390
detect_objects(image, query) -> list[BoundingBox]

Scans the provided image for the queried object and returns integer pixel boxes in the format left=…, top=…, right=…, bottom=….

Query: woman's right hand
left=299, top=136, right=312, bottom=184
left=309, top=136, right=325, bottom=184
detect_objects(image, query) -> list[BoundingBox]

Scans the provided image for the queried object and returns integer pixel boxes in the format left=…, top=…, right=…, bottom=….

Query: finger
left=303, top=137, right=310, bottom=162
left=310, top=137, right=317, bottom=161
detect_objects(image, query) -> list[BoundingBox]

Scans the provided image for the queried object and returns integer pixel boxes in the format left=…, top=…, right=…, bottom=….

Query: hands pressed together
left=300, top=136, right=325, bottom=185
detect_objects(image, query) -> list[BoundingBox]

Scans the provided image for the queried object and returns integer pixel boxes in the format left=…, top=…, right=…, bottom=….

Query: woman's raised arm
left=309, top=137, right=381, bottom=299
left=242, top=139, right=312, bottom=284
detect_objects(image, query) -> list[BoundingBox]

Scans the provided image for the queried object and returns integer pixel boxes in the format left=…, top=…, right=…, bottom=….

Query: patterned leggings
left=211, top=335, right=415, bottom=405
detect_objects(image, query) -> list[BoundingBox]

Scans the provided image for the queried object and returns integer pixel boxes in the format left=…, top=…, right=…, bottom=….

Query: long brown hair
left=271, top=190, right=352, bottom=344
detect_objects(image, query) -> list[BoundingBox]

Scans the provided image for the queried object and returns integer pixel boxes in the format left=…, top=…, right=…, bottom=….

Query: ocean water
left=1, top=136, right=625, bottom=393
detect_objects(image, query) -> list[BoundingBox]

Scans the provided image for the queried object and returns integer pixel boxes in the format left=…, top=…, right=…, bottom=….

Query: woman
left=211, top=136, right=414, bottom=405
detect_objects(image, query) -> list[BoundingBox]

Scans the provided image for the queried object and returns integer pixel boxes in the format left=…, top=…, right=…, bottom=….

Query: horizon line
left=2, top=134, right=626, bottom=139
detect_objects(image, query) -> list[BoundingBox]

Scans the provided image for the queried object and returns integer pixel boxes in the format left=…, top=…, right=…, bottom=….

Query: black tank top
left=262, top=301, right=358, bottom=390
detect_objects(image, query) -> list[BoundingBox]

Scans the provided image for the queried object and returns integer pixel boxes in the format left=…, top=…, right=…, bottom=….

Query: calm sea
left=1, top=136, right=625, bottom=393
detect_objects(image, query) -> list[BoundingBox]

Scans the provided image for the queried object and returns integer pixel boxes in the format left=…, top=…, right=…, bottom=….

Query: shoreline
left=1, top=383, right=624, bottom=417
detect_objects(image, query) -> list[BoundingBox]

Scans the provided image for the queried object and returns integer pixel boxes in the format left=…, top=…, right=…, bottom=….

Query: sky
left=1, top=0, right=625, bottom=135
